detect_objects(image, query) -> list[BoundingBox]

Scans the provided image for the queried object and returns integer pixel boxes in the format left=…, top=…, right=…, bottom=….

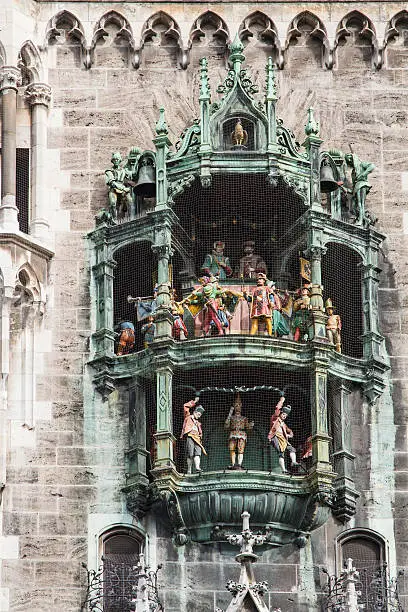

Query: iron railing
left=81, top=557, right=163, bottom=612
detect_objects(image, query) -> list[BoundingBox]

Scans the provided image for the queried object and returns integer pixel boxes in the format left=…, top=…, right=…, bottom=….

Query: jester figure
left=185, top=276, right=226, bottom=336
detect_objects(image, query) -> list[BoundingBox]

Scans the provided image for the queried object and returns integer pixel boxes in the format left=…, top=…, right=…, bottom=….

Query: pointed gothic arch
left=238, top=11, right=283, bottom=69
left=44, top=10, right=89, bottom=68
left=286, top=11, right=331, bottom=69
left=334, top=11, right=378, bottom=69
left=0, top=40, right=6, bottom=66
left=189, top=11, right=229, bottom=66
left=138, top=11, right=183, bottom=69
left=91, top=10, right=137, bottom=69
left=383, top=10, right=408, bottom=69
left=18, top=40, right=43, bottom=85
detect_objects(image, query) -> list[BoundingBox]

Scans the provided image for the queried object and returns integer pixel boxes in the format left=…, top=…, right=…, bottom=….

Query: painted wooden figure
left=268, top=396, right=299, bottom=473
left=181, top=397, right=207, bottom=474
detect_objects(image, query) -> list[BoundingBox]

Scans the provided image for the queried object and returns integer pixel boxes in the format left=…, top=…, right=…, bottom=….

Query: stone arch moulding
left=286, top=11, right=332, bottom=69
left=43, top=10, right=90, bottom=69
left=0, top=40, right=6, bottom=65
left=138, top=11, right=184, bottom=70
left=90, top=10, right=137, bottom=70
left=335, top=527, right=388, bottom=575
left=334, top=11, right=379, bottom=70
left=14, top=262, right=45, bottom=312
left=322, top=238, right=366, bottom=266
left=188, top=11, right=230, bottom=65
left=18, top=40, right=44, bottom=84
left=382, top=10, right=408, bottom=68
left=238, top=11, right=283, bottom=69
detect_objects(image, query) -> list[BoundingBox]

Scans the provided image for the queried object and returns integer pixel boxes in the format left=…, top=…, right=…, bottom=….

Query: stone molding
left=25, top=82, right=52, bottom=107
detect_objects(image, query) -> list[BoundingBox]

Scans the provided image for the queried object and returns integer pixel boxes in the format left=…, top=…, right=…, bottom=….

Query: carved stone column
left=0, top=290, right=13, bottom=499
left=361, top=261, right=383, bottom=360
left=92, top=257, right=116, bottom=357
left=152, top=365, right=175, bottom=472
left=304, top=108, right=323, bottom=212
left=331, top=381, right=359, bottom=522
left=25, top=83, right=52, bottom=240
left=0, top=66, right=20, bottom=232
left=306, top=245, right=327, bottom=341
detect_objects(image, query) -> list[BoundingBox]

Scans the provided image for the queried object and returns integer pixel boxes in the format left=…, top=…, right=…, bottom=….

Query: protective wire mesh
left=16, top=148, right=30, bottom=234
left=0, top=148, right=30, bottom=234
left=115, top=172, right=366, bottom=477
left=341, top=538, right=387, bottom=611
left=170, top=367, right=312, bottom=474
left=103, top=535, right=141, bottom=612
left=113, top=241, right=154, bottom=352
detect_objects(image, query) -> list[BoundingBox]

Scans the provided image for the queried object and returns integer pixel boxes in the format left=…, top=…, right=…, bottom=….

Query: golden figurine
left=231, top=118, right=248, bottom=147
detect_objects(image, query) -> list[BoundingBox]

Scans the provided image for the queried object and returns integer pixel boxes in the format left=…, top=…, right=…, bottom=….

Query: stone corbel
left=93, top=368, right=116, bottom=400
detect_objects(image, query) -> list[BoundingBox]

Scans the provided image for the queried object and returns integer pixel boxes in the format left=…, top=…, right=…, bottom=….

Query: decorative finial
left=229, top=33, right=245, bottom=74
left=155, top=107, right=168, bottom=136
left=305, top=107, right=319, bottom=136
left=265, top=57, right=277, bottom=101
left=199, top=58, right=210, bottom=101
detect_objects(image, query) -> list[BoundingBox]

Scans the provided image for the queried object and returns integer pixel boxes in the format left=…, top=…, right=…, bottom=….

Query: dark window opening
left=103, top=532, right=142, bottom=612
left=0, top=148, right=30, bottom=234
left=341, top=535, right=387, bottom=611
left=173, top=174, right=305, bottom=291
left=322, top=243, right=363, bottom=358
left=17, top=148, right=30, bottom=234
left=170, top=366, right=312, bottom=474
left=113, top=241, right=154, bottom=352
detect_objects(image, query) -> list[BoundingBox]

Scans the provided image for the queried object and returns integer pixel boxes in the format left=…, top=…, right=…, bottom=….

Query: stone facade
left=0, top=1, right=408, bottom=611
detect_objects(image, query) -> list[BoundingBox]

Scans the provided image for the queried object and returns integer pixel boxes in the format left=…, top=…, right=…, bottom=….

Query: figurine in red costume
left=180, top=397, right=206, bottom=474
left=268, top=396, right=299, bottom=473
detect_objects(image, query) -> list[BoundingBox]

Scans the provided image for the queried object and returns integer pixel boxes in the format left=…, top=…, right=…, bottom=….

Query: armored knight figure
left=345, top=152, right=375, bottom=225
left=224, top=393, right=254, bottom=469
left=105, top=152, right=134, bottom=221
left=237, top=241, right=267, bottom=279
left=201, top=241, right=232, bottom=280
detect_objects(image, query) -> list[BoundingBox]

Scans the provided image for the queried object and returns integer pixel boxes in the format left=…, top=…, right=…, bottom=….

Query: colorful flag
left=300, top=257, right=311, bottom=282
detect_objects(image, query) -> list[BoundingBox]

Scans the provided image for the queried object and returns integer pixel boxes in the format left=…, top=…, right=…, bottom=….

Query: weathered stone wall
left=1, top=1, right=408, bottom=611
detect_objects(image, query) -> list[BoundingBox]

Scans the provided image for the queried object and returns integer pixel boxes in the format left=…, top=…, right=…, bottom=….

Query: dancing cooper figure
left=181, top=397, right=206, bottom=474
left=268, top=396, right=299, bottom=473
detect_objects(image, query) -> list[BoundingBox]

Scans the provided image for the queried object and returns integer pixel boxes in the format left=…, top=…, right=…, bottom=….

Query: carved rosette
left=0, top=66, right=21, bottom=92
left=25, top=83, right=52, bottom=107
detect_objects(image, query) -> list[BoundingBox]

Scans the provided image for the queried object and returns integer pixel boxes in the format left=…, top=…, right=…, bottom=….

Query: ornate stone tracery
left=88, top=39, right=389, bottom=549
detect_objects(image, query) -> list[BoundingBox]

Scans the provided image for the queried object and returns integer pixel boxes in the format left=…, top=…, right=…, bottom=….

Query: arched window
left=337, top=529, right=387, bottom=610
left=101, top=528, right=144, bottom=612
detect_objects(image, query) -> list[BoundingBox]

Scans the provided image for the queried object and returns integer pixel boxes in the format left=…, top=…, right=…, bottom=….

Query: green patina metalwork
left=88, top=42, right=390, bottom=545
